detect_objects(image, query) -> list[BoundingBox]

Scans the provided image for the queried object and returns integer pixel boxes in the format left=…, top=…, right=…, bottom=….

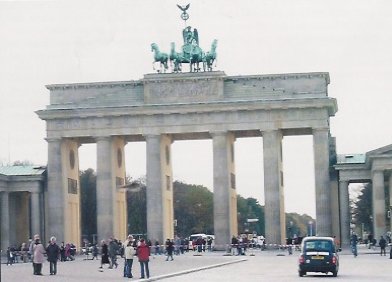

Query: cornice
left=225, top=72, right=330, bottom=84
left=36, top=97, right=337, bottom=120
left=46, top=80, right=143, bottom=91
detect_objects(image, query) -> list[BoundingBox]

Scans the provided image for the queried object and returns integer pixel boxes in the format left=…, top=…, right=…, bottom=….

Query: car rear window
left=304, top=240, right=334, bottom=252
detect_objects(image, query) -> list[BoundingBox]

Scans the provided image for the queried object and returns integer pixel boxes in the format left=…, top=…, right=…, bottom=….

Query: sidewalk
left=1, top=251, right=247, bottom=282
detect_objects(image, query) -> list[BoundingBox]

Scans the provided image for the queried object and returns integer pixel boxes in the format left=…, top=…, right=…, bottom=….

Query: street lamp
left=308, top=221, right=313, bottom=236
left=289, top=221, right=293, bottom=239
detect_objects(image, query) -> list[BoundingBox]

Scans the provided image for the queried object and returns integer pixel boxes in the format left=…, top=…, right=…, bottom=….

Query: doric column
left=389, top=172, right=392, bottom=233
left=145, top=134, right=164, bottom=243
left=262, top=130, right=285, bottom=244
left=30, top=191, right=41, bottom=237
left=46, top=138, right=64, bottom=241
left=372, top=170, right=386, bottom=239
left=339, top=181, right=350, bottom=248
left=1, top=192, right=10, bottom=251
left=313, top=128, right=332, bottom=236
left=96, top=137, right=113, bottom=241
left=211, top=131, right=236, bottom=250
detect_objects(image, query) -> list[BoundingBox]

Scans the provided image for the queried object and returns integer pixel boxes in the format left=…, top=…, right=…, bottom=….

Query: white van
left=188, top=234, right=215, bottom=250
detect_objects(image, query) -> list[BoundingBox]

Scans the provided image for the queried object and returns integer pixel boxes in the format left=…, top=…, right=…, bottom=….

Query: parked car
left=298, top=236, right=340, bottom=277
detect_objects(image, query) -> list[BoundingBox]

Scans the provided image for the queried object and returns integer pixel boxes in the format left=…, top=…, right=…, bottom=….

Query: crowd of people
left=5, top=234, right=79, bottom=275
left=350, top=232, right=392, bottom=258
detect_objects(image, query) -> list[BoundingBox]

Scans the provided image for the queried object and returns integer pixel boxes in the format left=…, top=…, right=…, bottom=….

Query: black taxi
left=298, top=236, right=340, bottom=277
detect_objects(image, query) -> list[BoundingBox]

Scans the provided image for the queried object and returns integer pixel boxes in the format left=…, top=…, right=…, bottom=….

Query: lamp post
left=289, top=221, right=293, bottom=239
left=308, top=221, right=313, bottom=236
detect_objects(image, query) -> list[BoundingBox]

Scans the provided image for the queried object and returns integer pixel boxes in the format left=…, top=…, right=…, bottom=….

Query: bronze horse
left=151, top=43, right=169, bottom=73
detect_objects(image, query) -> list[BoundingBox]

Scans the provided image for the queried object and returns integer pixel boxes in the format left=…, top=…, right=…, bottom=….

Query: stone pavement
left=1, top=245, right=392, bottom=281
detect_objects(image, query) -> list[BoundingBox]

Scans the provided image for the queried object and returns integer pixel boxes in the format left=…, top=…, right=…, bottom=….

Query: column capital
left=209, top=131, right=227, bottom=138
left=339, top=179, right=349, bottom=183
left=312, top=127, right=330, bottom=134
left=371, top=169, right=384, bottom=176
left=94, top=136, right=112, bottom=142
left=261, top=129, right=282, bottom=136
left=45, top=137, right=62, bottom=143
left=144, top=134, right=161, bottom=141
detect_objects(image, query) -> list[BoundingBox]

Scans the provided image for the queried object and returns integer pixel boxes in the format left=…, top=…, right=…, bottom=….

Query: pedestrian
left=32, top=237, right=46, bottom=275
left=379, top=236, right=387, bottom=256
left=124, top=240, right=136, bottom=278
left=46, top=236, right=60, bottom=275
left=165, top=238, right=174, bottom=261
left=231, top=235, right=238, bottom=255
left=108, top=237, right=119, bottom=268
left=99, top=240, right=110, bottom=270
left=60, top=242, right=66, bottom=261
left=154, top=240, right=161, bottom=255
left=92, top=244, right=98, bottom=260
left=351, top=232, right=358, bottom=257
left=6, top=247, right=13, bottom=265
left=122, top=235, right=134, bottom=277
left=137, top=238, right=150, bottom=279
left=367, top=233, right=373, bottom=249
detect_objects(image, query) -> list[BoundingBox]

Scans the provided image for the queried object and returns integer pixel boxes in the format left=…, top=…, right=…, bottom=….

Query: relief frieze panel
left=144, top=79, right=222, bottom=104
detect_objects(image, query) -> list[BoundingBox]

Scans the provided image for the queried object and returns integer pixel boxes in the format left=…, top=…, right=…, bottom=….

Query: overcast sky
left=1, top=0, right=391, bottom=218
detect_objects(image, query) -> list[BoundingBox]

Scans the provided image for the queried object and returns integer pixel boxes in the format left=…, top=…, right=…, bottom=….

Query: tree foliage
left=237, top=195, right=264, bottom=235
left=127, top=178, right=147, bottom=235
left=80, top=168, right=97, bottom=243
left=352, top=183, right=390, bottom=233
left=79, top=170, right=314, bottom=241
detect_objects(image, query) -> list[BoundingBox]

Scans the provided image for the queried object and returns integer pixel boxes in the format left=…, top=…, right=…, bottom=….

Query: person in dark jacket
left=46, top=236, right=60, bottom=275
left=137, top=238, right=150, bottom=279
left=379, top=236, right=387, bottom=256
left=165, top=239, right=174, bottom=261
left=99, top=240, right=110, bottom=270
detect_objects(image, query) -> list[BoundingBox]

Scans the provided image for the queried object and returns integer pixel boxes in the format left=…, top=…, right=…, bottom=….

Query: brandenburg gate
left=37, top=71, right=338, bottom=249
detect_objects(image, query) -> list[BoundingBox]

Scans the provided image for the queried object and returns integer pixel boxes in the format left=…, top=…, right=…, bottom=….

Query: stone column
left=46, top=138, right=64, bottom=241
left=212, top=131, right=236, bottom=250
left=30, top=191, right=41, bottom=237
left=262, top=130, right=285, bottom=244
left=339, top=181, right=350, bottom=248
left=389, top=172, right=392, bottom=233
left=1, top=192, right=10, bottom=251
left=145, top=134, right=164, bottom=243
left=372, top=170, right=386, bottom=239
left=313, top=128, right=332, bottom=236
left=96, top=137, right=113, bottom=241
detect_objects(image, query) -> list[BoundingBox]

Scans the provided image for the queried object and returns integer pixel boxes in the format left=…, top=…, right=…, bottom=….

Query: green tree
left=237, top=196, right=265, bottom=235
left=80, top=168, right=97, bottom=243
left=173, top=181, right=214, bottom=237
left=127, top=178, right=147, bottom=235
left=286, top=213, right=314, bottom=239
left=352, top=183, right=373, bottom=233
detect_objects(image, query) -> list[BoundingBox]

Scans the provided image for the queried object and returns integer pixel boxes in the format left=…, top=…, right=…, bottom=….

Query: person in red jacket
left=137, top=238, right=150, bottom=279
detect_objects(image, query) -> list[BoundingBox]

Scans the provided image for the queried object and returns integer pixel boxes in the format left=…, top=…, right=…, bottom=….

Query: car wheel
left=332, top=271, right=338, bottom=277
left=299, top=271, right=306, bottom=277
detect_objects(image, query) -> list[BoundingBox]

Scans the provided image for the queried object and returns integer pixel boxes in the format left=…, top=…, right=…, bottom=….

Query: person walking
left=6, top=247, right=14, bottom=265
left=137, top=238, right=150, bottom=279
left=351, top=232, right=358, bottom=257
left=108, top=237, right=119, bottom=269
left=165, top=239, right=174, bottom=261
left=46, top=236, right=60, bottom=275
left=92, top=244, right=98, bottom=260
left=32, top=237, right=46, bottom=275
left=99, top=240, right=110, bottom=270
left=124, top=240, right=136, bottom=278
left=379, top=236, right=387, bottom=256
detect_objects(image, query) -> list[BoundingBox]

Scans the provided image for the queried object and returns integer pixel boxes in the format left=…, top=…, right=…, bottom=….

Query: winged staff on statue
left=150, top=4, right=218, bottom=73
